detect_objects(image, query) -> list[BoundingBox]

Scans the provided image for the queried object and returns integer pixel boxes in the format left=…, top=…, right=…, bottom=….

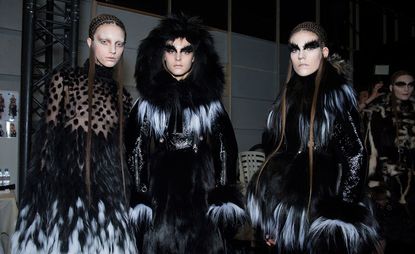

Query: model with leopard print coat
left=363, top=70, right=415, bottom=253
left=12, top=14, right=137, bottom=254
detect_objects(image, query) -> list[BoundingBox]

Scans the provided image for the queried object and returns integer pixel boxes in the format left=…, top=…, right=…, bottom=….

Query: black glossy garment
left=247, top=63, right=381, bottom=254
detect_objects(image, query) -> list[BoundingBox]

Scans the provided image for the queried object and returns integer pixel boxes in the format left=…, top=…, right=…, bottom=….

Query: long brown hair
left=85, top=14, right=127, bottom=205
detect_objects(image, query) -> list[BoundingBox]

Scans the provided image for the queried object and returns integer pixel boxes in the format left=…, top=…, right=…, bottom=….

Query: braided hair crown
left=88, top=13, right=126, bottom=40
left=289, top=21, right=327, bottom=46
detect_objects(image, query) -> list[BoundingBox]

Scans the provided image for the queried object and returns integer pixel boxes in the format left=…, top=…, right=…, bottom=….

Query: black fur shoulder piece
left=321, top=58, right=357, bottom=107
left=134, top=13, right=224, bottom=105
left=268, top=57, right=358, bottom=149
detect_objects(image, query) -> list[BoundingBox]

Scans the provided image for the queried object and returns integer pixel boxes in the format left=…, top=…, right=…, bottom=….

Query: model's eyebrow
left=288, top=43, right=300, bottom=51
left=181, top=45, right=194, bottom=52
left=164, top=44, right=177, bottom=52
left=164, top=44, right=194, bottom=53
left=303, top=40, right=320, bottom=50
left=95, top=34, right=124, bottom=41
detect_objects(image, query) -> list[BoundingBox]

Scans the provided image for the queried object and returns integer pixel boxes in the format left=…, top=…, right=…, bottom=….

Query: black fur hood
left=134, top=14, right=224, bottom=108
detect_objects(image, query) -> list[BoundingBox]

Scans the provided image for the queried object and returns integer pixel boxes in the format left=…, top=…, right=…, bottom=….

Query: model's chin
left=168, top=71, right=190, bottom=81
left=293, top=67, right=312, bottom=77
left=97, top=58, right=119, bottom=68
left=396, top=94, right=411, bottom=101
left=102, top=62, right=117, bottom=68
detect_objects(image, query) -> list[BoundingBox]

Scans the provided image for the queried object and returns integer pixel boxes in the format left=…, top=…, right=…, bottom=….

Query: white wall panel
left=231, top=66, right=277, bottom=101
left=0, top=0, right=22, bottom=31
left=231, top=33, right=276, bottom=72
left=234, top=129, right=263, bottom=152
left=211, top=30, right=228, bottom=65
left=232, top=97, right=272, bottom=130
left=0, top=31, right=21, bottom=76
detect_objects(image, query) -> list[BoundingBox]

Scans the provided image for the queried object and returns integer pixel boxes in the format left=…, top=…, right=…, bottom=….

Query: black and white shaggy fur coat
left=248, top=59, right=382, bottom=254
left=125, top=14, right=245, bottom=254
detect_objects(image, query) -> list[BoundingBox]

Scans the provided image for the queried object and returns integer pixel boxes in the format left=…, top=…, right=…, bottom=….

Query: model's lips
left=106, top=57, right=117, bottom=61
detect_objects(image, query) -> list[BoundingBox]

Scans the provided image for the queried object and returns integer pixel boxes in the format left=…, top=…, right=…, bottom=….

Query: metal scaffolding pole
left=19, top=0, right=35, bottom=200
left=19, top=0, right=80, bottom=198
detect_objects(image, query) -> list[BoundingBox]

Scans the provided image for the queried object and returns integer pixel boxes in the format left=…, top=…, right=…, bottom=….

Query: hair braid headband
left=89, top=13, right=127, bottom=41
left=289, top=21, right=327, bottom=46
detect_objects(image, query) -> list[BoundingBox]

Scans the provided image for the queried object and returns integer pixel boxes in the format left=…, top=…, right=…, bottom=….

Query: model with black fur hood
left=247, top=22, right=382, bottom=254
left=125, top=13, right=245, bottom=253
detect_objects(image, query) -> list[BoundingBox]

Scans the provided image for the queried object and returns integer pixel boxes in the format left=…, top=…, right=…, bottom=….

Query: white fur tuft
left=129, top=204, right=153, bottom=227
left=207, top=202, right=245, bottom=226
left=139, top=100, right=223, bottom=138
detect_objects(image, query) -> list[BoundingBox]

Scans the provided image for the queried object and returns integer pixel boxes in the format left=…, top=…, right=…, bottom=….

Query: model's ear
left=322, top=47, right=329, bottom=58
left=389, top=85, right=393, bottom=92
left=87, top=38, right=92, bottom=48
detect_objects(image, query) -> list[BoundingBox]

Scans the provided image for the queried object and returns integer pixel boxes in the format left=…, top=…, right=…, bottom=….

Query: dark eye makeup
left=288, top=40, right=320, bottom=53
left=164, top=44, right=194, bottom=54
left=394, top=81, right=414, bottom=87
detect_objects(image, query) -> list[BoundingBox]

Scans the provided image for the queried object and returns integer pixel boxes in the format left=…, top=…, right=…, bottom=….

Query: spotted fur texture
left=12, top=63, right=137, bottom=254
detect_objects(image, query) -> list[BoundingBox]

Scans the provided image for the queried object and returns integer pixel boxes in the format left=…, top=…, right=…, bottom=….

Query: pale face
left=289, top=30, right=329, bottom=77
left=390, top=74, right=414, bottom=101
left=163, top=38, right=194, bottom=81
left=87, top=23, right=125, bottom=68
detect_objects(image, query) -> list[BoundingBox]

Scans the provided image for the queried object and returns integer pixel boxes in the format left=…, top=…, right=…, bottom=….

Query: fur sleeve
left=206, top=102, right=246, bottom=235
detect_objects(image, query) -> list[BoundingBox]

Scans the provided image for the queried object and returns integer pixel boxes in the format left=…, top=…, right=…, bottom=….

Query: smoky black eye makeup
left=164, top=44, right=177, bottom=53
left=303, top=40, right=320, bottom=50
left=288, top=40, right=320, bottom=53
left=394, top=81, right=415, bottom=87
left=288, top=43, right=300, bottom=53
left=181, top=45, right=194, bottom=54
left=164, top=44, right=194, bottom=54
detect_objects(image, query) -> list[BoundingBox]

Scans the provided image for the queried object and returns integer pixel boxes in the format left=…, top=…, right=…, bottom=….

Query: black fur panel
left=143, top=144, right=225, bottom=253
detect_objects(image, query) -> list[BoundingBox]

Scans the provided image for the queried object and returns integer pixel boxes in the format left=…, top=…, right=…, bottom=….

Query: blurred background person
left=358, top=81, right=385, bottom=112
left=364, top=69, right=415, bottom=254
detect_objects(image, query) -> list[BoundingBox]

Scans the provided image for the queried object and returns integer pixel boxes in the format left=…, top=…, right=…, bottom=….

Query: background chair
left=238, top=151, right=266, bottom=195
